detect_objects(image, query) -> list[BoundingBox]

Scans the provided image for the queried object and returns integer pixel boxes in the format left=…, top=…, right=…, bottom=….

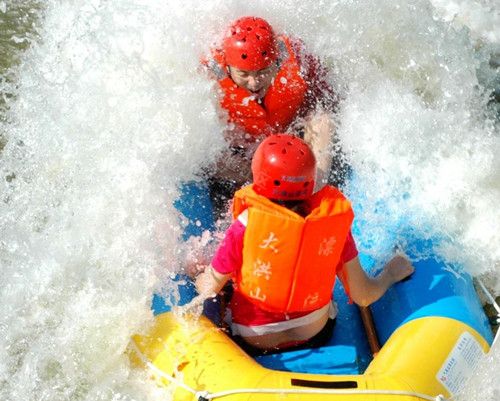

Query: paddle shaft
left=359, top=306, right=381, bottom=355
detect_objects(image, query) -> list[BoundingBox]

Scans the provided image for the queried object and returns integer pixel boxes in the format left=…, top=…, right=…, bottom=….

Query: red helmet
left=223, top=16, right=278, bottom=71
left=252, top=134, right=316, bottom=201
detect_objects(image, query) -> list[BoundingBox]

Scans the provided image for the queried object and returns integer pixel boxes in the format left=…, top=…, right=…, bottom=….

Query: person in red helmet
left=190, top=134, right=414, bottom=354
left=204, top=16, right=344, bottom=214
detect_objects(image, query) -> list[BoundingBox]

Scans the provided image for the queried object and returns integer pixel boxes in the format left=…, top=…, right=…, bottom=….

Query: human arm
left=183, top=219, right=244, bottom=309
left=293, top=42, right=339, bottom=189
left=178, top=265, right=230, bottom=313
left=343, top=254, right=415, bottom=307
left=302, top=111, right=335, bottom=189
left=194, top=265, right=231, bottom=299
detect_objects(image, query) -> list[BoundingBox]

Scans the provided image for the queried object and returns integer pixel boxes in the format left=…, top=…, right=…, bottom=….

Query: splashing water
left=0, top=0, right=499, bottom=400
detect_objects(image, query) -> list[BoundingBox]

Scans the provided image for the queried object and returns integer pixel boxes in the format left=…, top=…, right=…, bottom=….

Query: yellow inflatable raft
left=130, top=243, right=495, bottom=401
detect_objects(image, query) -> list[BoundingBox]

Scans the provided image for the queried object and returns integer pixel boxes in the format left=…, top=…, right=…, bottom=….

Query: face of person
left=228, top=63, right=279, bottom=99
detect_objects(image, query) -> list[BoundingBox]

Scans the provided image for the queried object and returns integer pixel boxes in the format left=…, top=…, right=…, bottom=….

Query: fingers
left=184, top=263, right=207, bottom=279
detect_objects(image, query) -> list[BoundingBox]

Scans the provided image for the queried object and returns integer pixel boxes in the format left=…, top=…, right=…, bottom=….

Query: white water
left=0, top=1, right=498, bottom=400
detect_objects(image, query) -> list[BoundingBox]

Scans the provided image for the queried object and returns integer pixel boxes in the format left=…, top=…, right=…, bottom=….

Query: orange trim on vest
left=232, top=185, right=354, bottom=314
left=212, top=36, right=308, bottom=139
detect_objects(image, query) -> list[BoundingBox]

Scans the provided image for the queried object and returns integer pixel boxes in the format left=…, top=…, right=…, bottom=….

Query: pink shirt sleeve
left=339, top=231, right=358, bottom=264
left=211, top=220, right=245, bottom=275
left=336, top=231, right=358, bottom=302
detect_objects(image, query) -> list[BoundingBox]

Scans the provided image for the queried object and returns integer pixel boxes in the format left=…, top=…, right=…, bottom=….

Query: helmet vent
left=274, top=180, right=281, bottom=186
left=241, top=54, right=248, bottom=59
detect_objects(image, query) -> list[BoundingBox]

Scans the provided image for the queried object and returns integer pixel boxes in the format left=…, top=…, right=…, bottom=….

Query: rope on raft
left=196, top=388, right=449, bottom=401
left=129, top=340, right=199, bottom=397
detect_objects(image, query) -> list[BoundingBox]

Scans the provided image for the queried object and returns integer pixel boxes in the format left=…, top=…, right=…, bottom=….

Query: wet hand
left=183, top=230, right=214, bottom=278
left=303, top=112, right=335, bottom=174
left=184, top=262, right=207, bottom=279
left=304, top=112, right=334, bottom=151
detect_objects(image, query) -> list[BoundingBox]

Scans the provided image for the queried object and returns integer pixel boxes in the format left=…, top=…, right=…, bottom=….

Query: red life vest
left=208, top=36, right=308, bottom=140
left=231, top=185, right=354, bottom=314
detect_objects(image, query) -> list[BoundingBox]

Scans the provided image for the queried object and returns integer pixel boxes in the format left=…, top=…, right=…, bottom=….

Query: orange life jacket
left=231, top=185, right=354, bottom=314
left=207, top=36, right=308, bottom=140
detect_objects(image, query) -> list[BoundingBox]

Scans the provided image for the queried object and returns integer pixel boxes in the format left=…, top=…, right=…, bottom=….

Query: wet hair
left=273, top=199, right=310, bottom=217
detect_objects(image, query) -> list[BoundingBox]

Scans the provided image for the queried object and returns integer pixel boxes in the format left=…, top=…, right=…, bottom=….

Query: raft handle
left=291, top=378, right=358, bottom=389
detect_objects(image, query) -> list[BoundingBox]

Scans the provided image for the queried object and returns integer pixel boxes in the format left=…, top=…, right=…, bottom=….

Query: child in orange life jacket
left=191, top=134, right=414, bottom=353
left=203, top=16, right=346, bottom=214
